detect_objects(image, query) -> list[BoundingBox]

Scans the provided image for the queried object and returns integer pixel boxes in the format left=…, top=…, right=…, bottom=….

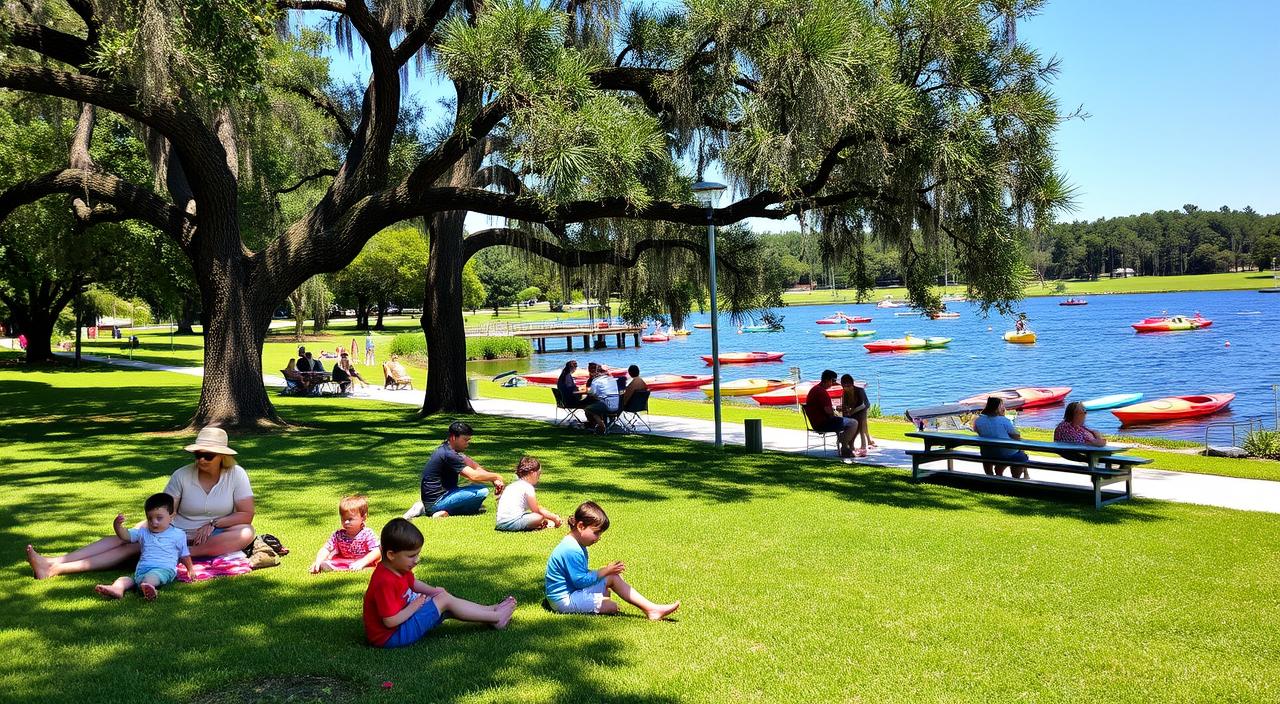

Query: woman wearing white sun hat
left=25, top=427, right=256, bottom=579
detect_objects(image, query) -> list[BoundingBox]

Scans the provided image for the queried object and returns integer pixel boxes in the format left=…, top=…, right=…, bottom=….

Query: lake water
left=468, top=289, right=1280, bottom=441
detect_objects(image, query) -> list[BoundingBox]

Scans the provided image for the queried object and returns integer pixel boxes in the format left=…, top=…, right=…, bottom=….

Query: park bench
left=905, top=431, right=1152, bottom=510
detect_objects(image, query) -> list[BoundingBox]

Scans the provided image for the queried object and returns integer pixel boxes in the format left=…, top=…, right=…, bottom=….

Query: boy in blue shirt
left=95, top=493, right=193, bottom=601
left=545, top=501, right=679, bottom=620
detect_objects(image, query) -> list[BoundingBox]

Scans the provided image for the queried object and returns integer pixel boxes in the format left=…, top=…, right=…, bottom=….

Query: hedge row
left=385, top=333, right=532, bottom=362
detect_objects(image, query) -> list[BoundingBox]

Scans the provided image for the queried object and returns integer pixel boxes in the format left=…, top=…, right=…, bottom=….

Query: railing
left=1203, top=417, right=1265, bottom=451
left=464, top=317, right=627, bottom=337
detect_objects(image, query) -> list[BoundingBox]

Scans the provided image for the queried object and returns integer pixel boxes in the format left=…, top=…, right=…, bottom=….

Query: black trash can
left=744, top=418, right=763, bottom=453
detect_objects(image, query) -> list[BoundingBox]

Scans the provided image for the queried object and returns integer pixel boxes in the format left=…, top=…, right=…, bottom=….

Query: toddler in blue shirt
left=544, top=501, right=679, bottom=620
left=95, top=493, right=193, bottom=601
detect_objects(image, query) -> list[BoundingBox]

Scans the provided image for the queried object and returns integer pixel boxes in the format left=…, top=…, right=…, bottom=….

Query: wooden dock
left=513, top=325, right=645, bottom=353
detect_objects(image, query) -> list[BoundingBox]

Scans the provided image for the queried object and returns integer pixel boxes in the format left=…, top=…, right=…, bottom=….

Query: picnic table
left=905, top=431, right=1152, bottom=509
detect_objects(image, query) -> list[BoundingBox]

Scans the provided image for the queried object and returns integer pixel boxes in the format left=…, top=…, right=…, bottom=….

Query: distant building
left=1111, top=267, right=1136, bottom=278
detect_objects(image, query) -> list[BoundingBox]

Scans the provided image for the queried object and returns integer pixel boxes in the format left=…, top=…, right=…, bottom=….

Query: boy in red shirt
left=363, top=518, right=516, bottom=647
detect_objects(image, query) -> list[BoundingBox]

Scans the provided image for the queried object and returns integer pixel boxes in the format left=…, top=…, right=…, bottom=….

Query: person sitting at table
left=973, top=396, right=1029, bottom=478
left=556, top=360, right=586, bottom=410
left=296, top=347, right=312, bottom=372
left=804, top=369, right=858, bottom=458
left=620, top=364, right=647, bottom=410
left=283, top=358, right=314, bottom=395
left=338, top=352, right=368, bottom=388
left=582, top=363, right=619, bottom=433
left=331, top=357, right=353, bottom=394
left=1053, top=401, right=1107, bottom=462
left=305, top=351, right=325, bottom=373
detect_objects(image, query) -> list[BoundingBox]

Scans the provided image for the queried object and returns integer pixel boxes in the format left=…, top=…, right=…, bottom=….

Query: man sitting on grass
left=403, top=422, right=506, bottom=519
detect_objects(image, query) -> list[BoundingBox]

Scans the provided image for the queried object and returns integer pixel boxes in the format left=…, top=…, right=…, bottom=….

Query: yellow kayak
left=701, top=378, right=789, bottom=397
left=670, top=329, right=692, bottom=336
left=1004, top=330, right=1037, bottom=344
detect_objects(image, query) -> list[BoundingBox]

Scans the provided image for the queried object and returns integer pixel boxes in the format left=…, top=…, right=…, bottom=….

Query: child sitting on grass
left=363, top=518, right=516, bottom=648
left=495, top=457, right=562, bottom=532
left=544, top=501, right=679, bottom=620
left=95, top=493, right=193, bottom=601
left=310, top=495, right=382, bottom=573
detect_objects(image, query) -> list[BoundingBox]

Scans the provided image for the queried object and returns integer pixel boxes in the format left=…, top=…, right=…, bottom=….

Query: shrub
left=388, top=332, right=427, bottom=359
left=465, top=336, right=532, bottom=360
left=1242, top=429, right=1280, bottom=459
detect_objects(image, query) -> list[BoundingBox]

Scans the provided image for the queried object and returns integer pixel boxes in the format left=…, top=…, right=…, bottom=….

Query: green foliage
left=331, top=225, right=430, bottom=317
left=462, top=261, right=487, bottom=311
left=473, top=248, right=530, bottom=311
left=465, top=335, right=533, bottom=360
left=1242, top=430, right=1280, bottom=459
left=387, top=332, right=427, bottom=359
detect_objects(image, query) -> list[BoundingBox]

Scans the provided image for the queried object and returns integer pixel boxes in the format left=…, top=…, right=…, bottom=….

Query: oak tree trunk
left=20, top=309, right=57, bottom=363
left=421, top=211, right=473, bottom=415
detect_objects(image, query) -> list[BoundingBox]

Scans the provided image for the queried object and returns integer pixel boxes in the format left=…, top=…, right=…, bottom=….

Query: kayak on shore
left=959, top=386, right=1071, bottom=409
left=1112, top=393, right=1234, bottom=424
left=644, top=373, right=712, bottom=391
left=522, top=367, right=628, bottom=385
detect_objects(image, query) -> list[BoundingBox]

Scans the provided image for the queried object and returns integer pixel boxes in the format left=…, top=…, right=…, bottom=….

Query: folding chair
left=608, top=390, right=651, bottom=434
left=792, top=366, right=837, bottom=455
left=551, top=388, right=585, bottom=427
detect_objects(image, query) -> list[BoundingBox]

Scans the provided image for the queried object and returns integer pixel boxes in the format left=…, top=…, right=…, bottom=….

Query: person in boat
left=839, top=374, right=875, bottom=457
left=620, top=364, right=648, bottom=410
left=556, top=360, right=587, bottom=410
left=1015, top=315, right=1027, bottom=333
left=972, top=397, right=1029, bottom=479
left=1053, top=402, right=1107, bottom=461
left=804, top=369, right=858, bottom=458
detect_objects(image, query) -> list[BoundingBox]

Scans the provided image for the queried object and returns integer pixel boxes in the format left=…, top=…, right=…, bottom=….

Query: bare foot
left=94, top=584, right=124, bottom=600
left=140, top=583, right=158, bottom=601
left=431, top=510, right=450, bottom=519
left=646, top=601, right=680, bottom=621
left=26, top=546, right=53, bottom=580
left=492, top=599, right=517, bottom=630
left=317, top=561, right=335, bottom=573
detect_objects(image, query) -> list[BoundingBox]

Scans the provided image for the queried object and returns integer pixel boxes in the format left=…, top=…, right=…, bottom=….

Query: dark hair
left=380, top=518, right=424, bottom=553
left=564, top=360, right=578, bottom=371
left=821, top=369, right=838, bottom=383
left=628, top=364, right=640, bottom=377
left=144, top=492, right=175, bottom=514
left=448, top=421, right=473, bottom=438
left=515, top=456, right=541, bottom=478
left=297, top=346, right=306, bottom=354
left=1063, top=401, right=1085, bottom=423
left=572, top=501, right=610, bottom=531
left=840, top=373, right=854, bottom=384
left=982, top=396, right=1004, bottom=416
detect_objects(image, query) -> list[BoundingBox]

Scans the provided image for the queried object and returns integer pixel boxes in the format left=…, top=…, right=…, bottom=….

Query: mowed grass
left=781, top=270, right=1274, bottom=306
left=2, top=366, right=1280, bottom=703
left=478, top=380, right=1280, bottom=483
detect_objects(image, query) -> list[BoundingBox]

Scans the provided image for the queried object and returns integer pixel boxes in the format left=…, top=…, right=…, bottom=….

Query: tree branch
left=405, top=97, right=507, bottom=191
left=5, top=22, right=92, bottom=67
left=392, top=0, right=455, bottom=66
left=279, top=83, right=356, bottom=142
left=276, top=169, right=339, bottom=194
left=461, top=227, right=741, bottom=278
left=276, top=0, right=347, bottom=11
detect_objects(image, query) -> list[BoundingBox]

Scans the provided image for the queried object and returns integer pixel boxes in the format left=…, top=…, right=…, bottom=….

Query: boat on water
left=644, top=374, right=712, bottom=391
left=817, top=313, right=872, bottom=324
left=752, top=382, right=843, bottom=406
left=941, top=294, right=966, bottom=303
left=1131, top=314, right=1212, bottom=332
left=1003, top=330, right=1037, bottom=344
left=1060, top=298, right=1088, bottom=306
left=522, top=367, right=628, bottom=385
left=1112, top=393, right=1234, bottom=425
left=876, top=297, right=910, bottom=309
left=692, top=323, right=712, bottom=329
left=894, top=311, right=920, bottom=317
left=821, top=328, right=876, bottom=338
left=929, top=312, right=961, bottom=320
left=669, top=329, right=691, bottom=336
left=701, top=351, right=785, bottom=364
left=959, top=386, right=1071, bottom=409
left=641, top=334, right=670, bottom=342
left=1081, top=392, right=1144, bottom=411
left=864, top=335, right=951, bottom=352
left=702, top=378, right=789, bottom=397
left=740, top=324, right=775, bottom=333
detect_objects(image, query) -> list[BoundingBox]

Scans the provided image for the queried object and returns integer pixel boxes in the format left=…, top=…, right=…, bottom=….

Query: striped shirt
left=324, top=527, right=380, bottom=559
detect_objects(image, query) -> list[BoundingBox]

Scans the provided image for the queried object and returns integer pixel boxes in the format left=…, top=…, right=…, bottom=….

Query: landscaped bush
left=387, top=332, right=427, bottom=360
left=1243, top=429, right=1280, bottom=459
left=466, top=336, right=532, bottom=360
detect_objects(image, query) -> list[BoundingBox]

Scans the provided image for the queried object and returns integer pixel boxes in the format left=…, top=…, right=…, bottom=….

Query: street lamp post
left=692, top=180, right=727, bottom=449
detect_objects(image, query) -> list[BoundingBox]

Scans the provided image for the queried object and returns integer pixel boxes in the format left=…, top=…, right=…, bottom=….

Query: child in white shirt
left=494, top=457, right=562, bottom=532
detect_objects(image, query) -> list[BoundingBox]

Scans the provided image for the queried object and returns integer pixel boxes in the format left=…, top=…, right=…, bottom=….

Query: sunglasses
left=194, top=451, right=219, bottom=461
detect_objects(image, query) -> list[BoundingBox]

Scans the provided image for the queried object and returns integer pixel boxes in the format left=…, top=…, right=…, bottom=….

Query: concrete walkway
left=60, top=353, right=1280, bottom=515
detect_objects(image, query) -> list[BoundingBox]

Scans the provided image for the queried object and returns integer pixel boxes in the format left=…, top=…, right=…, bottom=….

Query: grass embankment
left=782, top=270, right=1273, bottom=307
left=2, top=365, right=1279, bottom=702
left=477, top=380, right=1280, bottom=482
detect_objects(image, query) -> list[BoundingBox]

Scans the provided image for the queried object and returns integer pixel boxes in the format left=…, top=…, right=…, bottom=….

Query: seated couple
left=804, top=369, right=874, bottom=458
left=556, top=360, right=647, bottom=433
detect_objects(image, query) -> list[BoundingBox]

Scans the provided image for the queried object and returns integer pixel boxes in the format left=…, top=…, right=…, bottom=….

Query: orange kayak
left=752, top=382, right=843, bottom=406
left=959, top=386, right=1071, bottom=410
left=1111, top=394, right=1234, bottom=425
left=645, top=374, right=712, bottom=391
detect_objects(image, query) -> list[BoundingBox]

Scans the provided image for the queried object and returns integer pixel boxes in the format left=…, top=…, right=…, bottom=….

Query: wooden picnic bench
left=905, top=431, right=1153, bottom=509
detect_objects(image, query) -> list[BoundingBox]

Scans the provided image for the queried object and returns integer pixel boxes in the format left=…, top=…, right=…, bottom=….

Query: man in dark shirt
left=305, top=351, right=324, bottom=373
left=805, top=369, right=858, bottom=458
left=403, top=421, right=506, bottom=519
left=295, top=347, right=311, bottom=372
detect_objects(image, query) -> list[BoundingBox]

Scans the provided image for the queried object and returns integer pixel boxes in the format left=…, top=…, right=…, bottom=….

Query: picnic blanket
left=178, top=553, right=253, bottom=582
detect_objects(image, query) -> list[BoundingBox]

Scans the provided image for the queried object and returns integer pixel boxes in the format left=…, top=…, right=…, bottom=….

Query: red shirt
left=805, top=383, right=834, bottom=429
left=363, top=563, right=415, bottom=645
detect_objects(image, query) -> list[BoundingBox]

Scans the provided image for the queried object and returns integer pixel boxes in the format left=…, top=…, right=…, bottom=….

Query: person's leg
left=431, top=486, right=490, bottom=517
left=188, top=524, right=254, bottom=558
left=403, top=500, right=426, bottom=520
left=604, top=574, right=680, bottom=620
left=138, top=572, right=164, bottom=601
left=842, top=418, right=859, bottom=455
left=433, top=591, right=516, bottom=629
left=982, top=463, right=995, bottom=475
left=29, top=539, right=141, bottom=578
left=94, top=575, right=135, bottom=599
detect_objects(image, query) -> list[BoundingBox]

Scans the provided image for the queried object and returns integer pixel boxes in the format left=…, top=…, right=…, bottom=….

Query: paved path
left=60, top=353, right=1280, bottom=515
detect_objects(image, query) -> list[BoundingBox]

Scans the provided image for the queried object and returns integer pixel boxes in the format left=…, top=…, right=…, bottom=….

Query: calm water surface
left=469, top=289, right=1280, bottom=440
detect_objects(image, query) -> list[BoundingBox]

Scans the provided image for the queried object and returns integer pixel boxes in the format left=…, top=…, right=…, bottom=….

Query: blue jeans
left=430, top=486, right=490, bottom=516
left=382, top=599, right=442, bottom=648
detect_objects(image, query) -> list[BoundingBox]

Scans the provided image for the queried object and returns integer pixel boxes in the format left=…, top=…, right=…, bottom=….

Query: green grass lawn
left=782, top=270, right=1273, bottom=306
left=4, top=365, right=1280, bottom=702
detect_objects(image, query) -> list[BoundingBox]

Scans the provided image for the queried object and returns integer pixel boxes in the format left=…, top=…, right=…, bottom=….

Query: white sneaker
left=402, top=501, right=425, bottom=520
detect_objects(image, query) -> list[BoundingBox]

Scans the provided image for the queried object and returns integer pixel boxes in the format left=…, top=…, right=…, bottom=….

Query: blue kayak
left=1081, top=393, right=1144, bottom=411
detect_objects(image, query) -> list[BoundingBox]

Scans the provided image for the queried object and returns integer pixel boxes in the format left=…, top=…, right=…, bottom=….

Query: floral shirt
left=324, top=527, right=380, bottom=559
left=1054, top=421, right=1095, bottom=445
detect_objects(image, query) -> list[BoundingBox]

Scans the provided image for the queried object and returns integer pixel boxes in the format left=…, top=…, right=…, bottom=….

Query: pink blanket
left=178, top=554, right=253, bottom=582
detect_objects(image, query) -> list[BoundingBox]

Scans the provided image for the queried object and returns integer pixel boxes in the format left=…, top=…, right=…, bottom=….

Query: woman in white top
left=26, top=427, right=256, bottom=579
left=494, top=457, right=561, bottom=531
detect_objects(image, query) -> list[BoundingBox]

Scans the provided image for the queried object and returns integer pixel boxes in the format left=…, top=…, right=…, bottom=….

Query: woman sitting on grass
left=26, top=427, right=256, bottom=579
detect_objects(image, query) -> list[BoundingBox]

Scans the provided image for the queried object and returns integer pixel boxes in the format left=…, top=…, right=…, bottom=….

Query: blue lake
left=468, top=289, right=1280, bottom=440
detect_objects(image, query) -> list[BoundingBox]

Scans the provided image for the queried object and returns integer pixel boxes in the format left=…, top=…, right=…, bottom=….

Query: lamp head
left=691, top=180, right=727, bottom=208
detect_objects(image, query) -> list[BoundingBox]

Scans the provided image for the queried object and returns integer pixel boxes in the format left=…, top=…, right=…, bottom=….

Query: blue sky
left=320, top=1, right=1280, bottom=227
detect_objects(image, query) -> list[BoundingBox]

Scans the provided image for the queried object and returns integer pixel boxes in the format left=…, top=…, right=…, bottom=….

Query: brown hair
left=1063, top=401, right=1086, bottom=423
left=572, top=501, right=610, bottom=531
left=982, top=396, right=1004, bottom=416
left=515, top=456, right=541, bottom=478
left=380, top=518, right=424, bottom=553
left=339, top=494, right=369, bottom=517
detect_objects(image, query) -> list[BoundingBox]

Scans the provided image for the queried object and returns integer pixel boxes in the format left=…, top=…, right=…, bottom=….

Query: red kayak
left=522, top=367, right=628, bottom=385
left=640, top=334, right=670, bottom=342
left=817, top=314, right=872, bottom=324
left=1112, top=394, right=1234, bottom=425
left=959, top=386, right=1071, bottom=410
left=752, top=382, right=842, bottom=406
left=701, top=352, right=785, bottom=365
left=644, top=374, right=713, bottom=391
left=1131, top=314, right=1212, bottom=332
left=845, top=316, right=872, bottom=323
